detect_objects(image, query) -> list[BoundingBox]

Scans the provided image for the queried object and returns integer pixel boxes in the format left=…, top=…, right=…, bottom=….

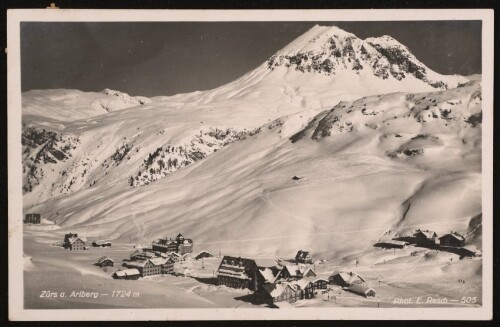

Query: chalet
left=97, top=256, right=114, bottom=267
left=63, top=233, right=86, bottom=250
left=329, top=271, right=365, bottom=287
left=261, top=283, right=301, bottom=304
left=24, top=213, right=41, bottom=224
left=151, top=233, right=194, bottom=255
left=413, top=229, right=438, bottom=245
left=216, top=256, right=259, bottom=291
left=295, top=250, right=313, bottom=264
left=439, top=232, right=466, bottom=247
left=279, top=264, right=316, bottom=280
left=292, top=278, right=315, bottom=299
left=113, top=268, right=140, bottom=280
left=347, top=284, right=376, bottom=297
left=195, top=250, right=214, bottom=260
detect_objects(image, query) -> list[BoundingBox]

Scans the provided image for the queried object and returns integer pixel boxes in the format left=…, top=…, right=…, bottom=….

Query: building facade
left=295, top=250, right=313, bottom=264
left=216, top=256, right=259, bottom=291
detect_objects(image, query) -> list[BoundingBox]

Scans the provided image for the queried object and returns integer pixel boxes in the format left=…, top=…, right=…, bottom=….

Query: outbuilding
left=347, top=284, right=376, bottom=297
left=97, top=256, right=114, bottom=267
left=113, top=268, right=140, bottom=280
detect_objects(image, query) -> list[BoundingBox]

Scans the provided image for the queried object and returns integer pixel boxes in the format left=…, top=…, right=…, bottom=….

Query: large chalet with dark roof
left=439, top=232, right=466, bottom=247
left=216, top=256, right=260, bottom=291
left=413, top=229, right=438, bottom=245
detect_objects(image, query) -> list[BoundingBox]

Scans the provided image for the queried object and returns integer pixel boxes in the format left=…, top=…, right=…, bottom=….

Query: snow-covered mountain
left=23, top=88, right=152, bottom=122
left=21, top=25, right=481, bottom=258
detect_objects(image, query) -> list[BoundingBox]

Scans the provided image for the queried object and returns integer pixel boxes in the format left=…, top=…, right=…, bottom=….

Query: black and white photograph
left=7, top=9, right=493, bottom=321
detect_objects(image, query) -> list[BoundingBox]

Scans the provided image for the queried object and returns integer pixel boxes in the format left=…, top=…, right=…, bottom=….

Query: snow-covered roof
left=258, top=267, right=280, bottom=284
left=330, top=270, right=365, bottom=284
left=292, top=277, right=314, bottom=290
left=114, top=268, right=140, bottom=277
left=124, top=259, right=150, bottom=268
left=149, top=257, right=167, bottom=265
left=97, top=256, right=114, bottom=264
left=439, top=232, right=466, bottom=241
left=348, top=283, right=375, bottom=295
left=195, top=250, right=214, bottom=257
left=68, top=237, right=85, bottom=244
left=414, top=229, right=437, bottom=238
left=262, top=283, right=294, bottom=297
left=217, top=267, right=250, bottom=280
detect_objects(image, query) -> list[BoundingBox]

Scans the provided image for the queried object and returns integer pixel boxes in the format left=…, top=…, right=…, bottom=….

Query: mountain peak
left=267, top=25, right=468, bottom=90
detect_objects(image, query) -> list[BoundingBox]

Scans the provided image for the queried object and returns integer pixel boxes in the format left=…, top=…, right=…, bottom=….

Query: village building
left=329, top=271, right=365, bottom=287
left=24, top=213, right=41, bottom=224
left=124, top=258, right=164, bottom=277
left=113, top=268, right=140, bottom=280
left=413, top=229, right=438, bottom=245
left=261, top=283, right=301, bottom=304
left=63, top=233, right=86, bottom=250
left=292, top=278, right=315, bottom=299
left=295, top=250, right=313, bottom=264
left=152, top=238, right=178, bottom=253
left=347, top=284, right=376, bottom=297
left=97, top=256, right=114, bottom=267
left=278, top=264, right=316, bottom=281
left=312, top=278, right=329, bottom=290
left=176, top=234, right=194, bottom=255
left=439, top=232, right=466, bottom=247
left=216, top=256, right=260, bottom=291
left=194, top=250, right=214, bottom=260
left=165, top=251, right=181, bottom=262
left=151, top=233, right=194, bottom=255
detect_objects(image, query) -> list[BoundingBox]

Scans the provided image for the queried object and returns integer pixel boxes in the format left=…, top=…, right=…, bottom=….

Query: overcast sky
left=21, top=21, right=481, bottom=97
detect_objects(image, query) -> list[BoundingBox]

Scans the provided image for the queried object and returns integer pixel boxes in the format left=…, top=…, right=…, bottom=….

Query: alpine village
left=25, top=213, right=479, bottom=307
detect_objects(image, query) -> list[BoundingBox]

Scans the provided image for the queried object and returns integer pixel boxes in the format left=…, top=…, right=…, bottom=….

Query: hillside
left=24, top=81, right=482, bottom=258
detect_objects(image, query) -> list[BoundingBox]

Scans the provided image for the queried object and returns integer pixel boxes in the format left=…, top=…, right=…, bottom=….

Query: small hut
left=97, top=256, right=114, bottom=267
left=347, top=284, right=376, bottom=297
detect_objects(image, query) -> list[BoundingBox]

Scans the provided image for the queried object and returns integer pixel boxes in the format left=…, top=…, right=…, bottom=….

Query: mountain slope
left=24, top=82, right=482, bottom=259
